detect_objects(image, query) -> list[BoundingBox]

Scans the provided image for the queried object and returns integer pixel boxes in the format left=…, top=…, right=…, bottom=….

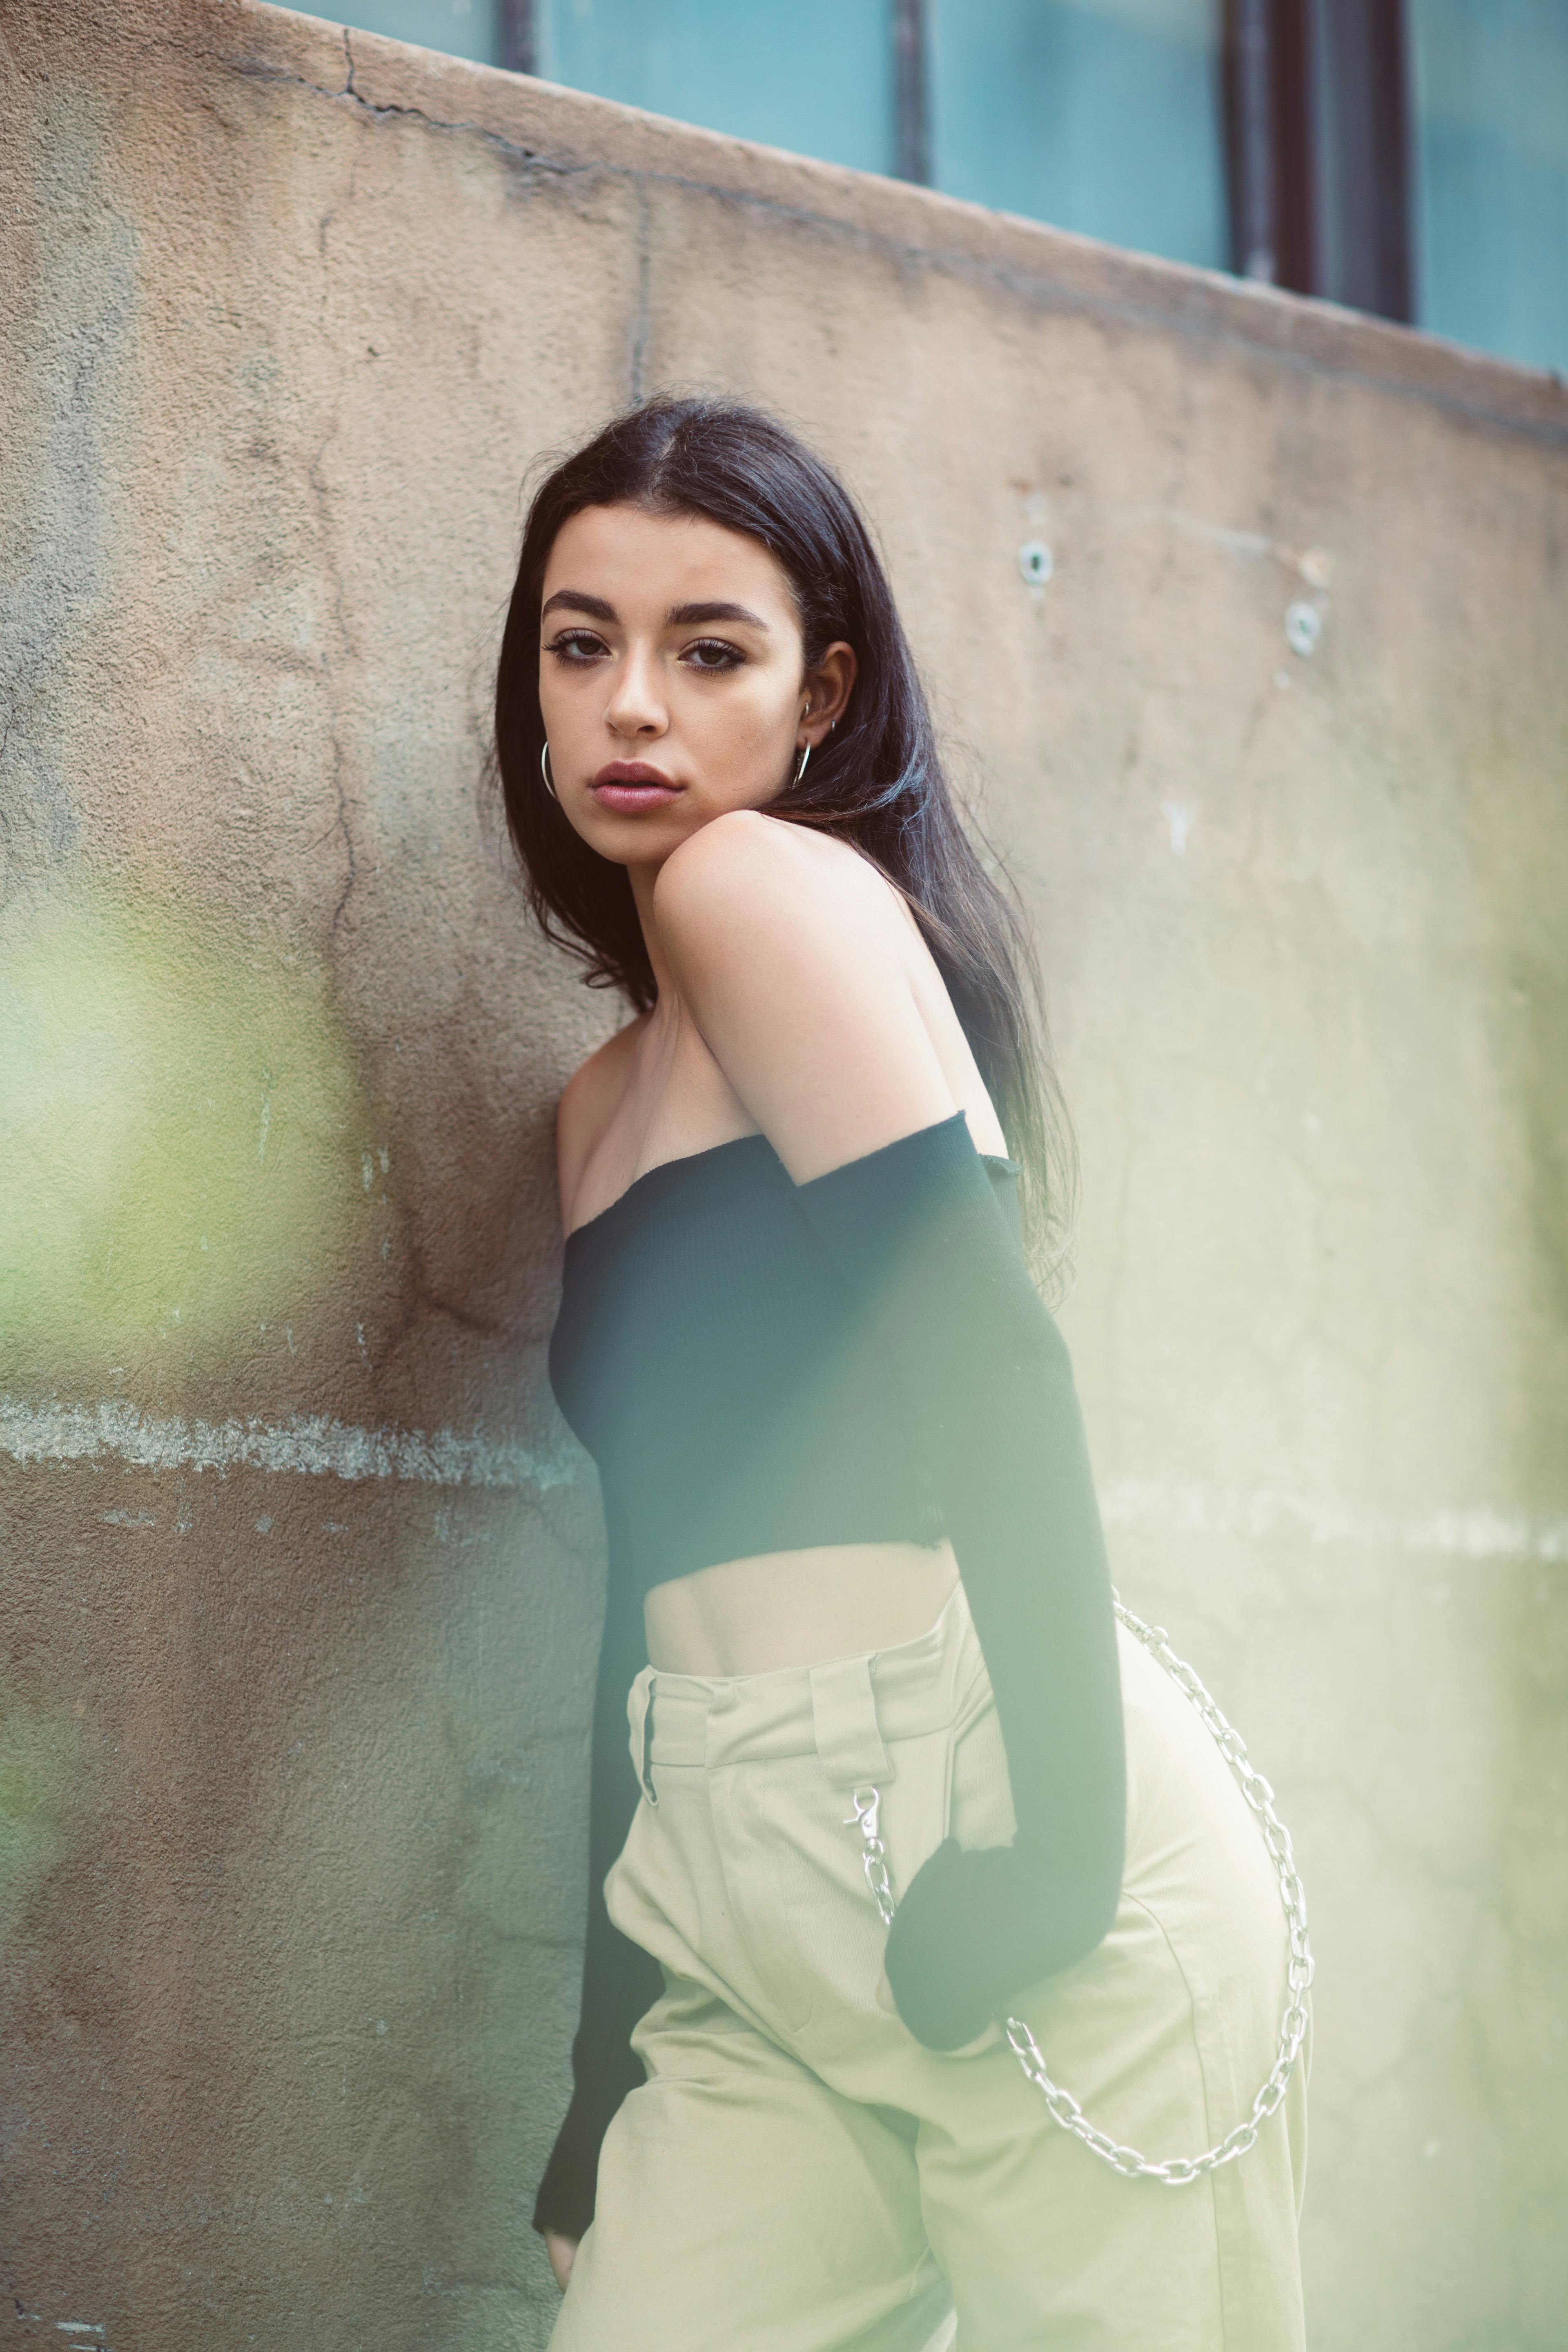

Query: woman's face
left=537, top=501, right=855, bottom=869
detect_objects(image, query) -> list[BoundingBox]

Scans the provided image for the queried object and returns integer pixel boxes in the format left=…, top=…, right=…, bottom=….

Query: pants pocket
left=878, top=1719, right=961, bottom=1909
left=946, top=1690, right=1018, bottom=1856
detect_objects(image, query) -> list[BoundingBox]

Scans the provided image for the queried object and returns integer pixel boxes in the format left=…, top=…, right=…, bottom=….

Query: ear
left=799, top=641, right=858, bottom=746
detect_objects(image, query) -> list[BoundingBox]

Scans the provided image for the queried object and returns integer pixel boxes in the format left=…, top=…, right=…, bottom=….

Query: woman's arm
left=534, top=1042, right=664, bottom=2261
left=657, top=812, right=1126, bottom=2049
left=532, top=1536, right=664, bottom=2238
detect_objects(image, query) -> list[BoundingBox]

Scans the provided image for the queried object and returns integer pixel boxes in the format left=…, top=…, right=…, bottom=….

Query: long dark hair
left=494, top=396, right=1076, bottom=1281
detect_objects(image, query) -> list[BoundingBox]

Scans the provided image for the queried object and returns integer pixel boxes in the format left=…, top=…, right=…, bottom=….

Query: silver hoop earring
left=540, top=742, right=558, bottom=802
left=793, top=739, right=812, bottom=785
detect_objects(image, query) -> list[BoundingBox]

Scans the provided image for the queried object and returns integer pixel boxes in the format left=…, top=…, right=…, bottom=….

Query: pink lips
left=590, top=762, right=681, bottom=813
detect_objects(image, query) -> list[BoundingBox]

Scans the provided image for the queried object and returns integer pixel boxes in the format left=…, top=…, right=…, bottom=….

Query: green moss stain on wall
left=0, top=881, right=368, bottom=1379
left=0, top=1677, right=85, bottom=1946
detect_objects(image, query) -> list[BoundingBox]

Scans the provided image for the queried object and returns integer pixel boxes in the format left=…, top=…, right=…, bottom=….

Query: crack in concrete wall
left=2, top=2, right=1565, bottom=2345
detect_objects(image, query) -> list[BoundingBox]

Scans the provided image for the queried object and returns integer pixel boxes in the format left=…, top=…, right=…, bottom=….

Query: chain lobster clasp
left=844, top=1786, right=881, bottom=1839
left=844, top=1784, right=896, bottom=1928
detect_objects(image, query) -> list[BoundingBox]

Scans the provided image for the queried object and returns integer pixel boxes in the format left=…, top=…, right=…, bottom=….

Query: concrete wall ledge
left=183, top=0, right=1568, bottom=449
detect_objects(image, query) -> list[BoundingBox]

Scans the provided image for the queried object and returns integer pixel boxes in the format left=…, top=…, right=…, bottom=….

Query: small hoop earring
left=540, top=742, right=558, bottom=802
left=793, top=739, right=812, bottom=785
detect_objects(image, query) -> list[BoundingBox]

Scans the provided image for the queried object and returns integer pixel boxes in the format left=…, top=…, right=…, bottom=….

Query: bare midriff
left=644, top=1538, right=960, bottom=1678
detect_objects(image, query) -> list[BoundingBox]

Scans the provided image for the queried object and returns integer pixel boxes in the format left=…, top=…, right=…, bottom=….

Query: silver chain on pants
left=844, top=1592, right=1314, bottom=2186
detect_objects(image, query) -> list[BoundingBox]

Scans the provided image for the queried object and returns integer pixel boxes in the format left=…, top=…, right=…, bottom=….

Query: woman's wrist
left=884, top=1833, right=1122, bottom=2052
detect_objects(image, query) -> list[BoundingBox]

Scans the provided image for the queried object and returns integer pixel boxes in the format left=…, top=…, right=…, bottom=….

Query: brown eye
left=683, top=639, right=745, bottom=672
left=546, top=630, right=608, bottom=664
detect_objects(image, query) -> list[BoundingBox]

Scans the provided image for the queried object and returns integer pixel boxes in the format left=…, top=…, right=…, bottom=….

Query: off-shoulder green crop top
left=535, top=1114, right=1125, bottom=2241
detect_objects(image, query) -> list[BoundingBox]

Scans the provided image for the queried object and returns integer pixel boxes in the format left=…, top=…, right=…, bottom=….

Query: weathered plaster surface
left=1, top=3, right=1565, bottom=2344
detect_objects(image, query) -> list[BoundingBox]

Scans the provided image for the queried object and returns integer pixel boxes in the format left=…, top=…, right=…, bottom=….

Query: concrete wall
left=2, top=4, right=1565, bottom=2344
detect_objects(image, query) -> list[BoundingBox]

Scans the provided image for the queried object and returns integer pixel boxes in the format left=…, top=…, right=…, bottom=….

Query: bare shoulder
left=654, top=810, right=908, bottom=977
left=652, top=812, right=957, bottom=1180
left=556, top=1017, right=646, bottom=1214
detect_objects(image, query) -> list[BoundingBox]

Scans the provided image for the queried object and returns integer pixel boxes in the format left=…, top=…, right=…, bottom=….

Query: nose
left=604, top=641, right=668, bottom=743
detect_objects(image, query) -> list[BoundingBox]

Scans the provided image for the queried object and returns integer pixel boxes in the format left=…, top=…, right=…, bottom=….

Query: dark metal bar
left=893, top=0, right=931, bottom=186
left=1365, top=0, right=1413, bottom=321
left=1223, top=0, right=1321, bottom=296
left=1226, top=0, right=1411, bottom=318
left=499, top=0, right=536, bottom=77
left=1307, top=0, right=1412, bottom=320
left=1272, top=0, right=1316, bottom=296
left=1225, top=0, right=1278, bottom=281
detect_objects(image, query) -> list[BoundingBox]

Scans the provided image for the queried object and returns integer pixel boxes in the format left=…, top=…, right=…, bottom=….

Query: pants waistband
left=628, top=1581, right=987, bottom=1791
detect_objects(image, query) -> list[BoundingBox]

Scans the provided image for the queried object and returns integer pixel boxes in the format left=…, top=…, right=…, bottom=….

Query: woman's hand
left=545, top=2229, right=579, bottom=2292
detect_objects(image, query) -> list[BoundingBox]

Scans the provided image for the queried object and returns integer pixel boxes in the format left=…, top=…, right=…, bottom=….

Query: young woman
left=494, top=398, right=1309, bottom=2350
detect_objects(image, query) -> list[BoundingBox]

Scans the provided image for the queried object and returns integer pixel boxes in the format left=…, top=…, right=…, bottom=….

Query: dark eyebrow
left=540, top=589, right=617, bottom=623
left=667, top=599, right=770, bottom=630
left=539, top=590, right=771, bottom=631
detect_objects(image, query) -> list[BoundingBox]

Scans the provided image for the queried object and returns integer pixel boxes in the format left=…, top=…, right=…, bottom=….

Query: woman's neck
left=629, top=858, right=677, bottom=1005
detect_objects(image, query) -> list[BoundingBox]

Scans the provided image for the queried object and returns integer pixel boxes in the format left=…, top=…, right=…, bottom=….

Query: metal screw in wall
left=1018, top=542, right=1054, bottom=587
left=1284, top=601, right=1323, bottom=657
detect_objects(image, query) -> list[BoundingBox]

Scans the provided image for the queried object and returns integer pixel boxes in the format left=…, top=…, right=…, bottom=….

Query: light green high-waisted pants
left=550, top=1584, right=1308, bottom=2352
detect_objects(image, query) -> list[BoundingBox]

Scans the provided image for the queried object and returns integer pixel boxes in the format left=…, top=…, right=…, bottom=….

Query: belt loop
left=640, top=1672, right=659, bottom=1806
left=810, top=1653, right=893, bottom=1788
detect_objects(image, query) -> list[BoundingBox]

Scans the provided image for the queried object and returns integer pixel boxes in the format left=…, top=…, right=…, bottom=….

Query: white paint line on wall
left=0, top=1396, right=577, bottom=1493
left=1100, top=1477, right=1568, bottom=1564
left=3, top=1398, right=1564, bottom=1559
